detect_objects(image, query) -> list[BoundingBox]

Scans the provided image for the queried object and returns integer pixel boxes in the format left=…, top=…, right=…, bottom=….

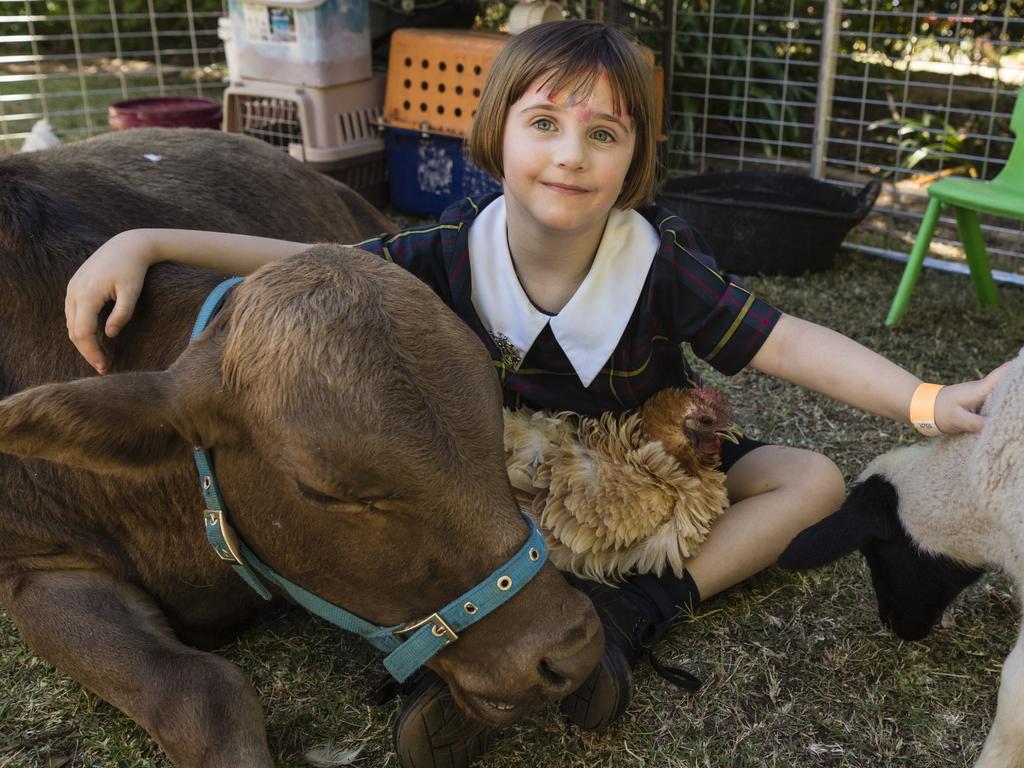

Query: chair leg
left=886, top=197, right=942, bottom=326
left=954, top=207, right=1000, bottom=307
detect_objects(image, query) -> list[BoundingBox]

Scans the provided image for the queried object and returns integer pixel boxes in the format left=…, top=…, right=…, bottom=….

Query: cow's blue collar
left=189, top=277, right=547, bottom=682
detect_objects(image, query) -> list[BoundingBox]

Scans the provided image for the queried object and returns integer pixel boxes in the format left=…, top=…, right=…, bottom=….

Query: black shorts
left=719, top=433, right=767, bottom=473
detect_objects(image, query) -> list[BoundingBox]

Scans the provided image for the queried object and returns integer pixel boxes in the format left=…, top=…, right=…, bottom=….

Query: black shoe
left=559, top=573, right=702, bottom=730
left=392, top=672, right=497, bottom=768
left=558, top=641, right=633, bottom=731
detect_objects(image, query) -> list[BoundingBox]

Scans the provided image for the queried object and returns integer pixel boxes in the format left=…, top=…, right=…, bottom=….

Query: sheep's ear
left=778, top=475, right=900, bottom=570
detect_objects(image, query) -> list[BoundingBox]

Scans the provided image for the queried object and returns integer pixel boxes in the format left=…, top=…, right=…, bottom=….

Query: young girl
left=65, top=19, right=1004, bottom=768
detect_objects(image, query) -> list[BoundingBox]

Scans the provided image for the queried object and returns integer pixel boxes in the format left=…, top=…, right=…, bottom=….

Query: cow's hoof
left=392, top=672, right=497, bottom=768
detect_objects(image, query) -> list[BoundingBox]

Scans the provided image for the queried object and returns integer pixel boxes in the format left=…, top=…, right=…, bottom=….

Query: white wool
left=862, top=347, right=1024, bottom=572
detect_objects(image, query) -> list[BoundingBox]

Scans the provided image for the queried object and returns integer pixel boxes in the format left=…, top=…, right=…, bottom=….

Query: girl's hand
left=65, top=230, right=154, bottom=374
left=934, top=362, right=1011, bottom=434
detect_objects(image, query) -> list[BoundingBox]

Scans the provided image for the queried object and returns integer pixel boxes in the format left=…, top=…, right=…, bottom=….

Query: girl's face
left=501, top=71, right=636, bottom=237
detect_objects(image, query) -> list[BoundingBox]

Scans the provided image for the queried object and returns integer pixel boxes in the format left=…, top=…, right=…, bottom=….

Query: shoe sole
left=558, top=643, right=633, bottom=732
left=392, top=673, right=497, bottom=768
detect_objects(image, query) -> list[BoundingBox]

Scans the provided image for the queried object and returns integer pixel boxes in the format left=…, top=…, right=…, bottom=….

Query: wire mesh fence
left=662, top=0, right=1024, bottom=276
left=0, top=0, right=227, bottom=147
left=2, top=0, right=1022, bottom=274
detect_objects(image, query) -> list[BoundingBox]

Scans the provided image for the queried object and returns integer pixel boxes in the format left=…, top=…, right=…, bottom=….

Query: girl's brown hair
left=468, top=20, right=658, bottom=210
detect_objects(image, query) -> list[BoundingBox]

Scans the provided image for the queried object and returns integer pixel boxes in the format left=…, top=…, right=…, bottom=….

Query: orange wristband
left=909, top=383, right=944, bottom=437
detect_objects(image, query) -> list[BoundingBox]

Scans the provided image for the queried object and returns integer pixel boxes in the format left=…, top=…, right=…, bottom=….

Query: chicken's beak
left=716, top=424, right=742, bottom=444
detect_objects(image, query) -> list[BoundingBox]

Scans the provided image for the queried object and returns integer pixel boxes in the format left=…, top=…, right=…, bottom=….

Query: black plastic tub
left=657, top=172, right=881, bottom=276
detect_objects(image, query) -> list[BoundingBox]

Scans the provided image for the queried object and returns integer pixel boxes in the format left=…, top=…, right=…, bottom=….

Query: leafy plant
left=867, top=94, right=977, bottom=179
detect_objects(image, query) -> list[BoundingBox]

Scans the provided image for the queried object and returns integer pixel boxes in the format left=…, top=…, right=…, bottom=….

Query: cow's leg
left=4, top=569, right=272, bottom=768
left=974, top=624, right=1024, bottom=768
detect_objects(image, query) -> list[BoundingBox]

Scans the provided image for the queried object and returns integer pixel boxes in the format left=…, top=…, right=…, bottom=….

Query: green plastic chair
left=886, top=87, right=1024, bottom=326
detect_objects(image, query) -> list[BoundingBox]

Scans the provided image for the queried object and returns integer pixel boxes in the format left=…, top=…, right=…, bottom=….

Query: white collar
left=468, top=195, right=660, bottom=387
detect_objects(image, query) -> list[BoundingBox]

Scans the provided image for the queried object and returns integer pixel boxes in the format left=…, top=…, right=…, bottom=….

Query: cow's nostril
left=538, top=656, right=574, bottom=694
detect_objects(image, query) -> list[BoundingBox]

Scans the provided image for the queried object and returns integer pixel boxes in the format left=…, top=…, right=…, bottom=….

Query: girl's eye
left=591, top=128, right=615, bottom=143
left=532, top=117, right=555, bottom=132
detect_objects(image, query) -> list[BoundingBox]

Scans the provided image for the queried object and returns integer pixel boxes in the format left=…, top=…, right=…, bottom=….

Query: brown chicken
left=504, top=387, right=739, bottom=583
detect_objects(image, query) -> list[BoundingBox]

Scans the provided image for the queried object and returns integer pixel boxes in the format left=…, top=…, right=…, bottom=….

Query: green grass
left=1, top=250, right=1023, bottom=766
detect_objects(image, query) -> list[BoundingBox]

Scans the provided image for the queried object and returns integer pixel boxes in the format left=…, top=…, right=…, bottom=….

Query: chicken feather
left=504, top=388, right=736, bottom=583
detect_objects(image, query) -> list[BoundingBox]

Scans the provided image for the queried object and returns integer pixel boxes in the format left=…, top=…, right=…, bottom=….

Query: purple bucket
left=108, top=97, right=223, bottom=131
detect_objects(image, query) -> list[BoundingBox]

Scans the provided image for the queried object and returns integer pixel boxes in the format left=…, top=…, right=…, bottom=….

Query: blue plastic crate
left=384, top=127, right=501, bottom=216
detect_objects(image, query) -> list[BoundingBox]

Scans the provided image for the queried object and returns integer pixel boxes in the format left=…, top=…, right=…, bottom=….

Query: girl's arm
left=66, top=228, right=309, bottom=374
left=750, top=314, right=1008, bottom=434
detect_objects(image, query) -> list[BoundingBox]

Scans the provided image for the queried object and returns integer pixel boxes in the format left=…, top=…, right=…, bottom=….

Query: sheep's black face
left=861, top=526, right=982, bottom=641
left=780, top=474, right=984, bottom=642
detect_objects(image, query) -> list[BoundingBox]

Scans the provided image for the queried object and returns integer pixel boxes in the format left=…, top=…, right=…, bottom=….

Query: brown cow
left=0, top=129, right=602, bottom=767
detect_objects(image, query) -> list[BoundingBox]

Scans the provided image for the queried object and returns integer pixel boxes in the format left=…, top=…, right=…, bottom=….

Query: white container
left=227, top=0, right=371, bottom=88
left=507, top=1, right=563, bottom=34
left=217, top=17, right=240, bottom=82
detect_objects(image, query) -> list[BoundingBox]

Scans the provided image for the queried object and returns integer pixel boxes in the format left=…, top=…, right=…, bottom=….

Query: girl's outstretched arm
left=749, top=314, right=1008, bottom=435
left=66, top=228, right=309, bottom=374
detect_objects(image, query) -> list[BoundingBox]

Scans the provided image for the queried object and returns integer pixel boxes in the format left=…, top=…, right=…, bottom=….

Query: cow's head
left=779, top=474, right=982, bottom=641
left=0, top=245, right=603, bottom=724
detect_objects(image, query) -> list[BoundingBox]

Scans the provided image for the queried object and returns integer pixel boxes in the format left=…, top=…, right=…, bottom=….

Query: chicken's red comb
left=691, top=386, right=729, bottom=408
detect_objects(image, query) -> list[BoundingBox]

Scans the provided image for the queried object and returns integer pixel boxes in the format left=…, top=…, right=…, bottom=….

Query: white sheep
left=779, top=347, right=1024, bottom=768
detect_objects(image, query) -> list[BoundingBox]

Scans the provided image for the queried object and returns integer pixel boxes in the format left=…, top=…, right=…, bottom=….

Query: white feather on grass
left=303, top=743, right=364, bottom=767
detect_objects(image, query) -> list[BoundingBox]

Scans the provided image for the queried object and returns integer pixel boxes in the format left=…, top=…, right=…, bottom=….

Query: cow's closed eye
left=294, top=480, right=355, bottom=507
left=294, top=480, right=401, bottom=512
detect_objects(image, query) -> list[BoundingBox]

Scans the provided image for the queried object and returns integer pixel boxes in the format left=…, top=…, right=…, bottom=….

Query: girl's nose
left=554, top=134, right=586, bottom=170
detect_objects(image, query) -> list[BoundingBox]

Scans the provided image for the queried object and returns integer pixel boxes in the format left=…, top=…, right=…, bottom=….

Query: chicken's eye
left=699, top=415, right=714, bottom=427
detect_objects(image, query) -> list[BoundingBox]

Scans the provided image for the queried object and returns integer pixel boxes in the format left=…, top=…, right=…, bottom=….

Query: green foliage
left=7, top=0, right=225, bottom=66
left=671, top=0, right=818, bottom=166
left=867, top=96, right=977, bottom=177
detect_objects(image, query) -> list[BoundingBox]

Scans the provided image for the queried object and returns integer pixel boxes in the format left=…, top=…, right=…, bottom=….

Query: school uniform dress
left=354, top=192, right=781, bottom=468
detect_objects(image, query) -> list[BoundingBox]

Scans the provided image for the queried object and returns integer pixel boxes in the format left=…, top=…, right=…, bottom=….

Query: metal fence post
left=810, top=0, right=840, bottom=179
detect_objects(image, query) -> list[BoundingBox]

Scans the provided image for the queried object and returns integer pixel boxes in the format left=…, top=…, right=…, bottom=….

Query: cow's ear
left=778, top=475, right=900, bottom=570
left=0, top=371, right=197, bottom=475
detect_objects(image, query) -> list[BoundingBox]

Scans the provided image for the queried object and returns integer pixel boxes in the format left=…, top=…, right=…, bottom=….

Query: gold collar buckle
left=393, top=612, right=458, bottom=645
left=204, top=509, right=245, bottom=565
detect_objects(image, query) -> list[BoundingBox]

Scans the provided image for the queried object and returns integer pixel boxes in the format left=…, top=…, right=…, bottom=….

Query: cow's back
left=0, top=128, right=395, bottom=390
left=7, top=128, right=391, bottom=244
